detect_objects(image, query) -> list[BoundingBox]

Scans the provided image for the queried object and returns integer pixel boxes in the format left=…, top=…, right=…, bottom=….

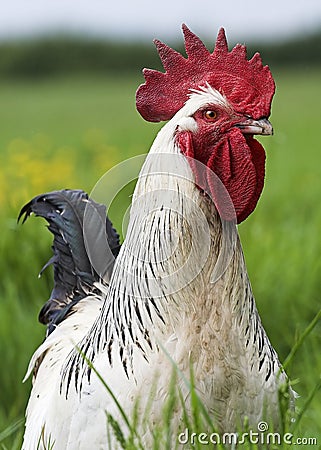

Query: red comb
left=136, top=25, right=275, bottom=122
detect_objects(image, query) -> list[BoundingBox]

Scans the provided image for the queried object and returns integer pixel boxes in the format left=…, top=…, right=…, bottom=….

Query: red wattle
left=177, top=128, right=266, bottom=223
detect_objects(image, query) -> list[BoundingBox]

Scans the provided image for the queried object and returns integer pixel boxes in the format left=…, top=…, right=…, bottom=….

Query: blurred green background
left=0, top=31, right=320, bottom=448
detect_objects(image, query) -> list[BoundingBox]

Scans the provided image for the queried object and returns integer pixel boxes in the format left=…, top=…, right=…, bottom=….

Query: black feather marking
left=249, top=296, right=254, bottom=314
left=120, top=325, right=126, bottom=346
left=107, top=336, right=114, bottom=366
left=135, top=301, right=145, bottom=329
left=149, top=261, right=157, bottom=279
left=134, top=338, right=146, bottom=355
left=18, top=189, right=121, bottom=333
left=265, top=361, right=272, bottom=381
left=64, top=357, right=76, bottom=399
left=127, top=322, right=134, bottom=341
left=144, top=299, right=153, bottom=323
left=258, top=330, right=264, bottom=355
left=149, top=297, right=165, bottom=325
left=258, top=354, right=265, bottom=371
left=143, top=329, right=153, bottom=350
left=122, top=357, right=129, bottom=379
left=74, top=361, right=80, bottom=390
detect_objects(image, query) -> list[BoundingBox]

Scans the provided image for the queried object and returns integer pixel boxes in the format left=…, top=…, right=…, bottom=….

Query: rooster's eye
left=204, top=110, right=217, bottom=121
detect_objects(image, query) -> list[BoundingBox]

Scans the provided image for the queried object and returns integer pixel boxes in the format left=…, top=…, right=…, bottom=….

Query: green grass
left=0, top=69, right=320, bottom=447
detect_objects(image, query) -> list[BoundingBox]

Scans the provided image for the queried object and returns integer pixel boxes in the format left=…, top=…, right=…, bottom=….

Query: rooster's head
left=136, top=25, right=275, bottom=223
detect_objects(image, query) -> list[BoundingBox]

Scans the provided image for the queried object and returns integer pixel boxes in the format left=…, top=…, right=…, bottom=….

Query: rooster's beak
left=235, top=117, right=273, bottom=136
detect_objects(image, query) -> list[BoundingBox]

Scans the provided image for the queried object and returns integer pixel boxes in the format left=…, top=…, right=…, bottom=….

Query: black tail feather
left=19, top=189, right=121, bottom=332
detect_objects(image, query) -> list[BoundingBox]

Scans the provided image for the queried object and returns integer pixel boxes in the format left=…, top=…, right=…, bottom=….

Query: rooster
left=20, top=26, right=293, bottom=449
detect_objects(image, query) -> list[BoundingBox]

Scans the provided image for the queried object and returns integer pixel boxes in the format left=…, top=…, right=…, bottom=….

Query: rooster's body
left=21, top=26, right=293, bottom=449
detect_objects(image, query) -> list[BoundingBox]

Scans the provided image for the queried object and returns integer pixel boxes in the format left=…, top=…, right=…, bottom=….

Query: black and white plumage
left=20, top=27, right=294, bottom=450
left=19, top=189, right=120, bottom=334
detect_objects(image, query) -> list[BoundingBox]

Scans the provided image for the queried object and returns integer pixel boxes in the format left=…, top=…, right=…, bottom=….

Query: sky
left=0, top=0, right=321, bottom=43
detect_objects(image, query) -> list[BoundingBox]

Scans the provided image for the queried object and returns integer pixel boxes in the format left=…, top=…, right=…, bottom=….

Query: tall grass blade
left=106, top=413, right=126, bottom=449
left=282, top=308, right=321, bottom=371
left=0, top=419, right=24, bottom=443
